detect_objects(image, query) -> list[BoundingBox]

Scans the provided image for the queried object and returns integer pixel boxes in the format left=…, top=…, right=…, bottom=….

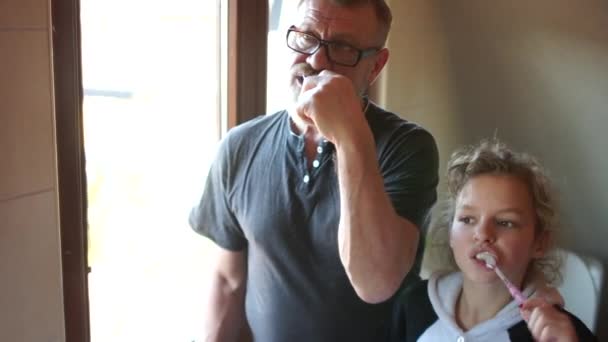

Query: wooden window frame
left=227, top=0, right=268, bottom=127
left=51, top=0, right=267, bottom=340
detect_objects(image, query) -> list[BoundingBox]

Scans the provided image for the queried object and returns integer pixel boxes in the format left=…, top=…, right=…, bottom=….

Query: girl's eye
left=458, top=216, right=473, bottom=224
left=497, top=220, right=516, bottom=228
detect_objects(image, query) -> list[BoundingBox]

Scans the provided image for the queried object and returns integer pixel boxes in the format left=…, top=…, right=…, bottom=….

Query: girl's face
left=450, top=174, right=546, bottom=288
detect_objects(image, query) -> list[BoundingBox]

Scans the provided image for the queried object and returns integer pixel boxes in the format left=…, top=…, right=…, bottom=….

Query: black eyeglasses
left=286, top=26, right=380, bottom=67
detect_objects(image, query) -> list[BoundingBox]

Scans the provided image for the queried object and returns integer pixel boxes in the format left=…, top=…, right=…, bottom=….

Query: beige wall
left=384, top=0, right=608, bottom=339
left=380, top=0, right=458, bottom=192
left=0, top=0, right=65, bottom=341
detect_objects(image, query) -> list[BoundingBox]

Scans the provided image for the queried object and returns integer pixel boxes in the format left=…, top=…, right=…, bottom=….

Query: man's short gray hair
left=297, top=0, right=392, bottom=45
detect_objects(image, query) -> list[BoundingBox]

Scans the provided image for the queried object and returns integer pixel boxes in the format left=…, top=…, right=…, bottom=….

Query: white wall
left=384, top=0, right=608, bottom=339
left=0, top=0, right=65, bottom=340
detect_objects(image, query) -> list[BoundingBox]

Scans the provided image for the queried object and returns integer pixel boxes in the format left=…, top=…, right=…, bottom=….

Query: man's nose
left=474, top=220, right=496, bottom=244
left=306, top=45, right=332, bottom=71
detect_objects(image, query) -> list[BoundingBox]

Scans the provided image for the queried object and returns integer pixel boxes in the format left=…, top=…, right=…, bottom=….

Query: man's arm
left=335, top=132, right=419, bottom=304
left=296, top=71, right=429, bottom=303
left=204, top=246, right=249, bottom=342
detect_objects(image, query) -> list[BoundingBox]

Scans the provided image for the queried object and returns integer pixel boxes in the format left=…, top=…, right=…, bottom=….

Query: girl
left=389, top=140, right=597, bottom=342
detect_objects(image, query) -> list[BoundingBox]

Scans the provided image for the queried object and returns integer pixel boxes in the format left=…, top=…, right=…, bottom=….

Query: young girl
left=388, top=140, right=597, bottom=342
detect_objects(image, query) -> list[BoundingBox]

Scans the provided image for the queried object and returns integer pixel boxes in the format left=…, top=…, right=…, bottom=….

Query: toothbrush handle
left=494, top=267, right=527, bottom=305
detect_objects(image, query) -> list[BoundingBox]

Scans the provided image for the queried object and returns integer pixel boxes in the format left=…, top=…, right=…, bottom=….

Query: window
left=53, top=0, right=268, bottom=341
left=80, top=0, right=222, bottom=340
left=267, top=0, right=294, bottom=113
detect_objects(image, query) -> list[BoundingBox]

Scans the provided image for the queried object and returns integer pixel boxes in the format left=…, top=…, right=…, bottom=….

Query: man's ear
left=368, top=47, right=389, bottom=84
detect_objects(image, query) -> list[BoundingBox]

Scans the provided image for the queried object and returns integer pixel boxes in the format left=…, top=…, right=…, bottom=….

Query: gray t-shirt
left=190, top=103, right=439, bottom=341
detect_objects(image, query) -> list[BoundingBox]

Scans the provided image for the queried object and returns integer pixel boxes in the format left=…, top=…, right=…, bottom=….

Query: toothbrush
left=476, top=252, right=527, bottom=305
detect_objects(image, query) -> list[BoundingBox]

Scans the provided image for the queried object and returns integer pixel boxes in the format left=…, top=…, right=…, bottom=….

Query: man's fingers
left=318, top=69, right=338, bottom=77
left=293, top=88, right=316, bottom=128
left=301, top=70, right=342, bottom=93
left=300, top=75, right=319, bottom=93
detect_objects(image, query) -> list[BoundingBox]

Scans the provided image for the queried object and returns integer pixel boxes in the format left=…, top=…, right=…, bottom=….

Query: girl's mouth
left=473, top=257, right=495, bottom=271
left=472, top=250, right=497, bottom=270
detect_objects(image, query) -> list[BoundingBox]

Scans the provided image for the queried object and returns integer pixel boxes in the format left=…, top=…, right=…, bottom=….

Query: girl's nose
left=474, top=220, right=496, bottom=244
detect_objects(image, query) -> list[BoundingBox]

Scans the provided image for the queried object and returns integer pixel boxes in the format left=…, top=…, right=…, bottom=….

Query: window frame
left=227, top=0, right=268, bottom=128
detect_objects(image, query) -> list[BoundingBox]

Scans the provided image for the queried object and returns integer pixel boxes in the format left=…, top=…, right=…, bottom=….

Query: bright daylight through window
left=81, top=0, right=223, bottom=340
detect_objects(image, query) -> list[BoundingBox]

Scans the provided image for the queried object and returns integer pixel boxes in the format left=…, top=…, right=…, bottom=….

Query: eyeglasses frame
left=286, top=26, right=380, bottom=67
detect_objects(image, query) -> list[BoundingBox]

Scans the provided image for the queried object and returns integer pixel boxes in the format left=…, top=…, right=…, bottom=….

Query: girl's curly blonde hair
left=425, top=140, right=562, bottom=285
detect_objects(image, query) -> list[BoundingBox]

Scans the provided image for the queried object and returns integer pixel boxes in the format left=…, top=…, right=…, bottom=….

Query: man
left=189, top=0, right=439, bottom=340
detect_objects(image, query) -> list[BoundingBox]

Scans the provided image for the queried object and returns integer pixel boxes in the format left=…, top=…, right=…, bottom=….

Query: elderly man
left=190, top=0, right=439, bottom=340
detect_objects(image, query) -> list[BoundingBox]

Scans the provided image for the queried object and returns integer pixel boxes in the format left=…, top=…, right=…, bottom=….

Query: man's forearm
left=204, top=275, right=248, bottom=342
left=336, top=133, right=419, bottom=304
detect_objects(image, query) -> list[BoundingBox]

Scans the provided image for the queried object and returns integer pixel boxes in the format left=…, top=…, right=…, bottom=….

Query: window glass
left=267, top=0, right=296, bottom=114
left=81, top=0, right=223, bottom=340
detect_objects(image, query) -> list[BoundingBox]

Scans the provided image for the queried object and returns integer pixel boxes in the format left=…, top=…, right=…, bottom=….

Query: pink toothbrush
left=476, top=252, right=527, bottom=305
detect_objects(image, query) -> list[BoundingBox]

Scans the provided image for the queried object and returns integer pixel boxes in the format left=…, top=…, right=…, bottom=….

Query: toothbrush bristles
left=475, top=252, right=496, bottom=268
